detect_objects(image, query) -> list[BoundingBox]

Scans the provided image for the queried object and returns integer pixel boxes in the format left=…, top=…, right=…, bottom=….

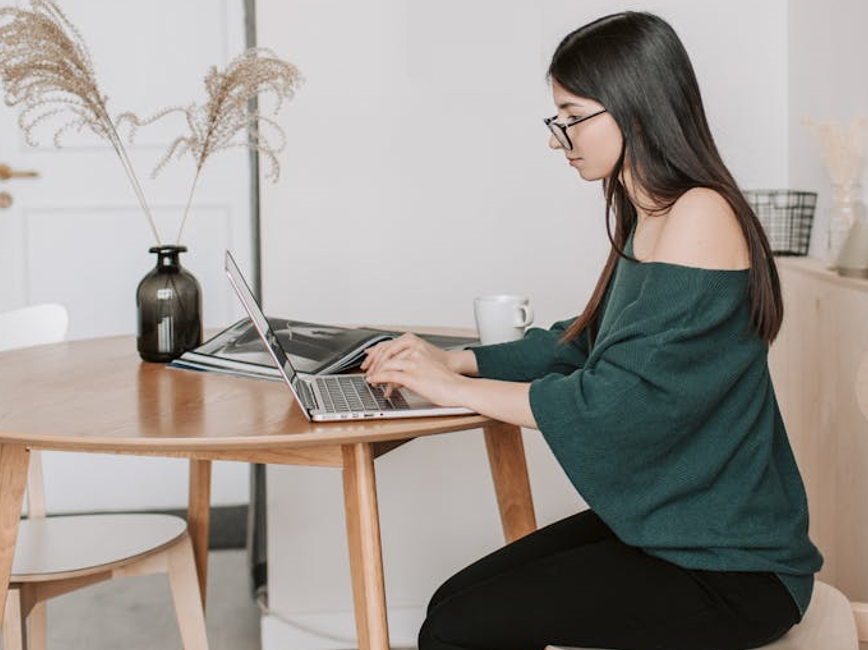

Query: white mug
left=473, top=295, right=534, bottom=345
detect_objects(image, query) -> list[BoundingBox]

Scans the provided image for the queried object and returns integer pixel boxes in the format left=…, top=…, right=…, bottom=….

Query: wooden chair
left=0, top=304, right=209, bottom=650
left=544, top=579, right=868, bottom=650
left=0, top=304, right=68, bottom=352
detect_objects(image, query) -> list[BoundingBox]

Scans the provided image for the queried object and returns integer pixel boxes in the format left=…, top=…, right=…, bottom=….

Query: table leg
left=187, top=459, right=212, bottom=608
left=0, top=443, right=29, bottom=632
left=342, top=443, right=389, bottom=650
left=483, top=422, right=537, bottom=543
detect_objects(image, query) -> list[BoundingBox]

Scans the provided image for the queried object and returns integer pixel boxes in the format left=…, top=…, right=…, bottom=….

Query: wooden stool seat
left=11, top=514, right=187, bottom=580
left=544, top=581, right=859, bottom=650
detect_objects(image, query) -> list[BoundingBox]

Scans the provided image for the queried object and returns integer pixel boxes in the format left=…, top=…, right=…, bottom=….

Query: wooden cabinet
left=770, top=256, right=868, bottom=601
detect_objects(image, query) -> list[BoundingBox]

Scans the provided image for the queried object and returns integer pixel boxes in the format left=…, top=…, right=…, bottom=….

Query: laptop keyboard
left=296, top=380, right=318, bottom=411
left=315, top=375, right=410, bottom=413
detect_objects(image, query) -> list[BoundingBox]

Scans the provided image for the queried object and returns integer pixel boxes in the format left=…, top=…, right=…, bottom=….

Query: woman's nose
left=548, top=133, right=563, bottom=150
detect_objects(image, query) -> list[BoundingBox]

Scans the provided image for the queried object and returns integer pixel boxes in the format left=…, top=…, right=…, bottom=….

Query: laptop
left=225, top=251, right=476, bottom=422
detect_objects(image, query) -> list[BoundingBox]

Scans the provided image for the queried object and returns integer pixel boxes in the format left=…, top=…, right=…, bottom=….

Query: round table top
left=0, top=336, right=491, bottom=453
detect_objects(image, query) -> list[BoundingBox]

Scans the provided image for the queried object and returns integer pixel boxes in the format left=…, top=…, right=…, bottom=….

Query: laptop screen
left=224, top=251, right=300, bottom=389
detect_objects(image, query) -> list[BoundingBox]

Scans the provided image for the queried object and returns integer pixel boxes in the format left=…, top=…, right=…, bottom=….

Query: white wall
left=256, top=2, right=787, bottom=648
left=788, top=0, right=868, bottom=257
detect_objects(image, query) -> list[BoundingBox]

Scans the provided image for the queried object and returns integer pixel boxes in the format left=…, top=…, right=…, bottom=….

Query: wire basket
left=744, top=190, right=817, bottom=256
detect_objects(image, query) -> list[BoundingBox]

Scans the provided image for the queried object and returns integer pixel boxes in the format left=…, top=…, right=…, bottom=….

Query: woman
left=362, top=11, right=822, bottom=650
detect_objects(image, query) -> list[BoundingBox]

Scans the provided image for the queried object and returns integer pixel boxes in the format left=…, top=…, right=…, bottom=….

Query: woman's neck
left=620, top=167, right=669, bottom=222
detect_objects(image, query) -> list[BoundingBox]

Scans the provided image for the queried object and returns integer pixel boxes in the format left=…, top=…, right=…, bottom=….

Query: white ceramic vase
left=827, top=182, right=868, bottom=267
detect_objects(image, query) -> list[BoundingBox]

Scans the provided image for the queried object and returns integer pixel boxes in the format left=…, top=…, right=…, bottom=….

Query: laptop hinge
left=294, top=378, right=319, bottom=411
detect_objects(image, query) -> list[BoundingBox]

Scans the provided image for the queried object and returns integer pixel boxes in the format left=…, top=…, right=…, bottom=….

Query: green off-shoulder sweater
left=472, top=234, right=823, bottom=617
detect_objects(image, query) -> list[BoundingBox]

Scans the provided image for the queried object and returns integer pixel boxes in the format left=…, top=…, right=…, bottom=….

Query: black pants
left=419, top=510, right=800, bottom=650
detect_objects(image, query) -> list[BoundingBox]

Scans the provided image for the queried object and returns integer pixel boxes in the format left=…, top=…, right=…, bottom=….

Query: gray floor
left=5, top=549, right=260, bottom=650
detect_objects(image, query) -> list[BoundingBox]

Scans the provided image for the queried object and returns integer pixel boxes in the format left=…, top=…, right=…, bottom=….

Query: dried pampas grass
left=0, top=0, right=302, bottom=245
left=0, top=0, right=162, bottom=243
left=119, top=48, right=303, bottom=243
left=802, top=116, right=868, bottom=189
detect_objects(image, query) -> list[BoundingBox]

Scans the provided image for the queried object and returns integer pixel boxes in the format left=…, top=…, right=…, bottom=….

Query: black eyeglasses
left=543, top=109, right=607, bottom=150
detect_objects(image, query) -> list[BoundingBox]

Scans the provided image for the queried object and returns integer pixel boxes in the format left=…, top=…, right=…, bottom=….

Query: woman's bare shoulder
left=648, top=188, right=750, bottom=270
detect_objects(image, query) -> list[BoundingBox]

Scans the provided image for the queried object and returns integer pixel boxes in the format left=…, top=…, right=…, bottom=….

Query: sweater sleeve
left=472, top=318, right=591, bottom=382
left=528, top=266, right=760, bottom=527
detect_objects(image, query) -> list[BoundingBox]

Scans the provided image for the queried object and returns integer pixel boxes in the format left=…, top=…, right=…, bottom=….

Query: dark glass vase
left=137, top=245, right=202, bottom=362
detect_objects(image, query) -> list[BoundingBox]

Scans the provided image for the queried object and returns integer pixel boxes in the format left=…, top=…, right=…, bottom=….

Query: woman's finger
left=366, top=362, right=416, bottom=396
left=371, top=373, right=423, bottom=400
left=360, top=346, right=380, bottom=370
left=366, top=356, right=412, bottom=381
left=365, top=337, right=416, bottom=374
left=381, top=381, right=401, bottom=398
left=361, top=339, right=399, bottom=370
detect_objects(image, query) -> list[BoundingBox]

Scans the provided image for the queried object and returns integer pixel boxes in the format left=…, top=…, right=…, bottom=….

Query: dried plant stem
left=106, top=120, right=162, bottom=245
left=176, top=166, right=202, bottom=245
left=176, top=104, right=217, bottom=243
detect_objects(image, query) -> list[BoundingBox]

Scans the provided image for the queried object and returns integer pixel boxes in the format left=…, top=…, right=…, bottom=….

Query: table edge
left=0, top=415, right=497, bottom=454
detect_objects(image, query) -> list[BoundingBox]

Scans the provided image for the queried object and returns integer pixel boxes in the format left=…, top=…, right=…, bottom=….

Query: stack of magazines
left=169, top=318, right=479, bottom=379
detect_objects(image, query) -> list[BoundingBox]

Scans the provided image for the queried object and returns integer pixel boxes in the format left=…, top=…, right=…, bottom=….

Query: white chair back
left=0, top=304, right=69, bottom=352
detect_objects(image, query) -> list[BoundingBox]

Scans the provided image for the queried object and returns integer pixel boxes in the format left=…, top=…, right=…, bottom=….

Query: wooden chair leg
left=187, top=459, right=212, bottom=609
left=27, top=601, right=46, bottom=650
left=3, top=587, right=27, bottom=650
left=166, top=534, right=210, bottom=650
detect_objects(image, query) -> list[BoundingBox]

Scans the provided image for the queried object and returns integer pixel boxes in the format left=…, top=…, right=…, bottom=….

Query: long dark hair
left=550, top=11, right=782, bottom=345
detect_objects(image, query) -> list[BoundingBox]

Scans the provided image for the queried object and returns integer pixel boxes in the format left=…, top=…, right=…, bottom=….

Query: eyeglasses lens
left=544, top=118, right=573, bottom=151
left=554, top=126, right=572, bottom=150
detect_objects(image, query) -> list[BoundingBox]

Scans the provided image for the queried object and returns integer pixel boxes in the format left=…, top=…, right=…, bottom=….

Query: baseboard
left=164, top=503, right=248, bottom=549
left=261, top=606, right=424, bottom=650
left=47, top=504, right=249, bottom=550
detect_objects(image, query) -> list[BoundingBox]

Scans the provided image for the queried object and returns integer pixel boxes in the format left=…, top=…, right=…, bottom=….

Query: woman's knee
left=418, top=612, right=454, bottom=650
left=426, top=576, right=453, bottom=616
left=420, top=591, right=489, bottom=650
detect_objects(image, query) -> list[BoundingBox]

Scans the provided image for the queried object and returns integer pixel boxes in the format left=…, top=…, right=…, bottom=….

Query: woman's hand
left=361, top=333, right=470, bottom=406
left=363, top=333, right=537, bottom=428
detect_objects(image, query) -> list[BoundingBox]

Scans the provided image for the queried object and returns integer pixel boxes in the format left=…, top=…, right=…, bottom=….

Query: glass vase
left=136, top=245, right=202, bottom=362
left=826, top=182, right=868, bottom=266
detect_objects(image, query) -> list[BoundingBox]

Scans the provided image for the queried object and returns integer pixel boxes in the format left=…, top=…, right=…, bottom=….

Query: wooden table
left=0, top=336, right=537, bottom=650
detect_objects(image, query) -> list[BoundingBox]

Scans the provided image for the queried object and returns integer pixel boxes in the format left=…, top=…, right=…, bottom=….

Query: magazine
left=169, top=317, right=478, bottom=379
